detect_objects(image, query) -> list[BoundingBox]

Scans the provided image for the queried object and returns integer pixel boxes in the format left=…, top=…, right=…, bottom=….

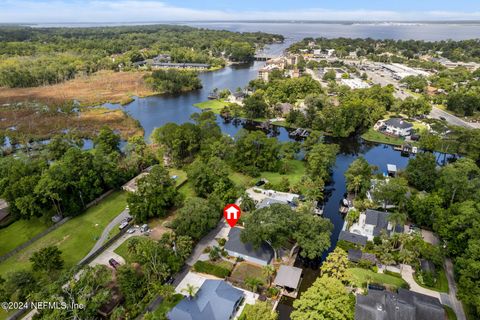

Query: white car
left=119, top=221, right=129, bottom=230
left=127, top=228, right=135, bottom=234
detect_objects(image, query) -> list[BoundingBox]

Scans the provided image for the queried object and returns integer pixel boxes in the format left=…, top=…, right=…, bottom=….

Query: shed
left=273, top=265, right=302, bottom=290
left=387, top=164, right=397, bottom=177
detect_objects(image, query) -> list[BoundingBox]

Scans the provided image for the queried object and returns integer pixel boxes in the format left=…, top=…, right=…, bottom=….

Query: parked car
left=119, top=221, right=129, bottom=230
left=109, top=258, right=120, bottom=269
left=440, top=116, right=446, bottom=121
left=127, top=228, right=135, bottom=234
left=140, top=224, right=149, bottom=233
left=125, top=216, right=133, bottom=222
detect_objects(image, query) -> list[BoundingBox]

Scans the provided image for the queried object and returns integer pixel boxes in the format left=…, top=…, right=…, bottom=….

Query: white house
left=349, top=209, right=404, bottom=241
left=384, top=118, right=413, bottom=137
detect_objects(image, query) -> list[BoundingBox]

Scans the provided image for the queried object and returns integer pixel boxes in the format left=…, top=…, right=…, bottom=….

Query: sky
left=1, top=0, right=480, bottom=23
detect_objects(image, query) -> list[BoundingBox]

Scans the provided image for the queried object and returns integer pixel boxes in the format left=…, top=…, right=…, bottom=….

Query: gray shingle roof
left=225, top=227, right=274, bottom=264
left=385, top=118, right=413, bottom=129
left=273, top=265, right=302, bottom=289
left=348, top=249, right=377, bottom=263
left=365, top=209, right=404, bottom=236
left=355, top=288, right=445, bottom=320
left=339, top=231, right=368, bottom=247
left=167, top=280, right=244, bottom=320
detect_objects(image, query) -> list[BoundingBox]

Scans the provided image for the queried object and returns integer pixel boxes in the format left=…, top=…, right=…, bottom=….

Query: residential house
left=338, top=231, right=368, bottom=247
left=349, top=209, right=404, bottom=241
left=276, top=103, right=294, bottom=116
left=347, top=249, right=377, bottom=264
left=151, top=62, right=210, bottom=69
left=168, top=280, right=244, bottom=320
left=224, top=227, right=274, bottom=266
left=355, top=288, right=445, bottom=320
left=384, top=118, right=413, bottom=137
left=228, top=92, right=246, bottom=104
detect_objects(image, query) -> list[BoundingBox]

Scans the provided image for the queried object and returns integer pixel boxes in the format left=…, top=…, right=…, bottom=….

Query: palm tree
left=245, top=277, right=264, bottom=293
left=262, top=265, right=275, bottom=287
left=387, top=212, right=407, bottom=234
left=351, top=175, right=363, bottom=198
left=182, top=284, right=198, bottom=300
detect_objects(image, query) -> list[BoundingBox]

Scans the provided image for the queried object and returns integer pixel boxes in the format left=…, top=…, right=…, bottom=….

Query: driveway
left=88, top=232, right=137, bottom=268
left=79, top=208, right=130, bottom=264
left=185, top=220, right=226, bottom=267
left=444, top=259, right=467, bottom=320
left=400, top=264, right=440, bottom=299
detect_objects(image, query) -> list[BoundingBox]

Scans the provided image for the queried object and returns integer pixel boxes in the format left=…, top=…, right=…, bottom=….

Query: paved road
left=444, top=259, right=467, bottom=320
left=79, top=208, right=130, bottom=264
left=429, top=106, right=479, bottom=129
left=185, top=220, right=226, bottom=266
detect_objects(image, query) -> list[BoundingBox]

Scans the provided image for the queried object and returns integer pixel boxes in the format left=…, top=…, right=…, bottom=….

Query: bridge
left=254, top=55, right=275, bottom=61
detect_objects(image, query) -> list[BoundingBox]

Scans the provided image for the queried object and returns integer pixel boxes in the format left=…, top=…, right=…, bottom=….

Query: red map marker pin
left=224, top=204, right=241, bottom=228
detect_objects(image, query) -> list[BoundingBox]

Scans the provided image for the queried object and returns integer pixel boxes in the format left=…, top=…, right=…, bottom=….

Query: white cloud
left=0, top=0, right=479, bottom=23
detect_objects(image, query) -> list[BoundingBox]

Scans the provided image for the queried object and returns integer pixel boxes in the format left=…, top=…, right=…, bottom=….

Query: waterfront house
left=347, top=249, right=377, bottom=264
left=151, top=62, right=210, bottom=69
left=228, top=92, right=246, bottom=104
left=168, top=280, right=244, bottom=320
left=349, top=209, right=404, bottom=241
left=276, top=103, right=294, bottom=116
left=384, top=118, right=413, bottom=137
left=224, top=227, right=274, bottom=266
left=338, top=231, right=368, bottom=247
left=355, top=288, right=445, bottom=320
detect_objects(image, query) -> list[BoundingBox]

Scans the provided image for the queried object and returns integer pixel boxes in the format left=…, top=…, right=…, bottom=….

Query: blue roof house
left=167, top=280, right=244, bottom=320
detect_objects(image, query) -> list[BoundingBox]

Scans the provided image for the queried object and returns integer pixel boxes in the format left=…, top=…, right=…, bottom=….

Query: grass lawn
left=414, top=267, right=449, bottom=293
left=114, top=236, right=142, bottom=263
left=231, top=262, right=267, bottom=284
left=0, top=191, right=128, bottom=276
left=193, top=100, right=228, bottom=114
left=152, top=294, right=183, bottom=318
left=349, top=267, right=408, bottom=290
left=444, top=306, right=457, bottom=320
left=0, top=217, right=49, bottom=256
left=230, top=159, right=306, bottom=188
left=169, top=168, right=187, bottom=187
left=361, top=128, right=405, bottom=146
left=178, top=181, right=196, bottom=198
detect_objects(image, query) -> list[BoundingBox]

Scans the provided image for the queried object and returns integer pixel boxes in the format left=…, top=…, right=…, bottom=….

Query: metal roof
left=273, top=265, right=302, bottom=289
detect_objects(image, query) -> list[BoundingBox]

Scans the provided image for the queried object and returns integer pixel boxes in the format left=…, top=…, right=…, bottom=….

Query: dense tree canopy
left=291, top=275, right=355, bottom=320
left=127, top=165, right=181, bottom=222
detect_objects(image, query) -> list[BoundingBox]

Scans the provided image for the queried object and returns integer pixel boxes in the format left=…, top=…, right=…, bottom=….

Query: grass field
left=414, top=267, right=449, bottom=293
left=361, top=128, right=405, bottom=146
left=170, top=168, right=188, bottom=187
left=0, top=70, right=153, bottom=107
left=231, top=262, right=267, bottom=284
left=0, top=191, right=128, bottom=276
left=230, top=159, right=306, bottom=188
left=193, top=99, right=228, bottom=114
left=349, top=267, right=408, bottom=290
left=0, top=218, right=49, bottom=256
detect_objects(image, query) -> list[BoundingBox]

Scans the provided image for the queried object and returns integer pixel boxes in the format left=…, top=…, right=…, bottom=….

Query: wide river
left=101, top=22, right=468, bottom=319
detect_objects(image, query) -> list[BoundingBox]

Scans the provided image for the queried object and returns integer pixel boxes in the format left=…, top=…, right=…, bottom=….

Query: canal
left=103, top=44, right=454, bottom=319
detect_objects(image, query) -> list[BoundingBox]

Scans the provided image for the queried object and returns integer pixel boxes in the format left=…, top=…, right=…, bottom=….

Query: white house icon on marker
left=225, top=206, right=239, bottom=219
